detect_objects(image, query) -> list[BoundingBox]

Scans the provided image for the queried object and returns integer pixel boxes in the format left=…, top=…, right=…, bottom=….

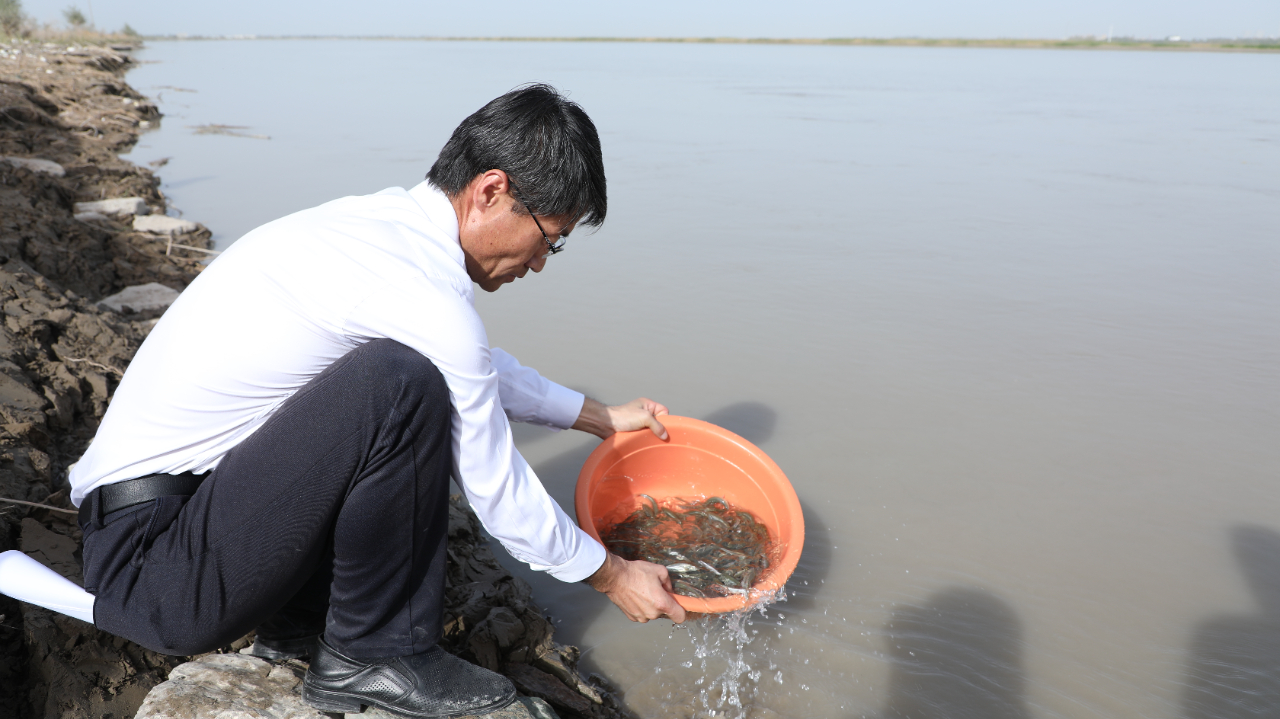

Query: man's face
left=456, top=174, right=575, bottom=292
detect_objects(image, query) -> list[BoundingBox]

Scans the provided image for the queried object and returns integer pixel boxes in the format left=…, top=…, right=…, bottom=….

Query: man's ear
left=471, top=170, right=511, bottom=212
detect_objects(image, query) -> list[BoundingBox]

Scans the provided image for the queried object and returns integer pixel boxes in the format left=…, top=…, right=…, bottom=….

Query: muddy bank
left=1, top=39, right=630, bottom=719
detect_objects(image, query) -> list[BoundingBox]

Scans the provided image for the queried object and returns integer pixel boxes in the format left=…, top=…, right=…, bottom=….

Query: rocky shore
left=1, top=39, right=631, bottom=719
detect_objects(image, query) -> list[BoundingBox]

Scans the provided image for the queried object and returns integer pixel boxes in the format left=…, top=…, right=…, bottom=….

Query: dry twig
left=0, top=497, right=78, bottom=515
left=62, top=356, right=124, bottom=378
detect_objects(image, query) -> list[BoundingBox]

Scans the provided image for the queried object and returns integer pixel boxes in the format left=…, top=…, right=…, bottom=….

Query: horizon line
left=136, top=34, right=1280, bottom=46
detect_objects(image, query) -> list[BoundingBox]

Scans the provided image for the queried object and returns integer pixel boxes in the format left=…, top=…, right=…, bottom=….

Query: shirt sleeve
left=344, top=280, right=606, bottom=582
left=491, top=347, right=585, bottom=430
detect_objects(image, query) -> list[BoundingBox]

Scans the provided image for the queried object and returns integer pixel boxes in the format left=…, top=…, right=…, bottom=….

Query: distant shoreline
left=139, top=35, right=1280, bottom=53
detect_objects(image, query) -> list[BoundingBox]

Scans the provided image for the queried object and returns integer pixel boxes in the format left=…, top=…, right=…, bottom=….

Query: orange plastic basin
left=575, top=415, right=804, bottom=614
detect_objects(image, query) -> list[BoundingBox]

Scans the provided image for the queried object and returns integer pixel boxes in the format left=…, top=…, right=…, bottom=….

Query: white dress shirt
left=69, top=182, right=606, bottom=582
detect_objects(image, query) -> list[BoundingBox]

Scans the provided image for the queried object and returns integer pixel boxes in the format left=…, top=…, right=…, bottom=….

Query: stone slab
left=74, top=197, right=148, bottom=217
left=2, top=156, right=66, bottom=176
left=98, top=282, right=180, bottom=315
left=134, top=214, right=200, bottom=235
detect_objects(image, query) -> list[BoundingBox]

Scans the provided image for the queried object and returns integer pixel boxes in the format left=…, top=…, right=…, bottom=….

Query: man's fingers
left=663, top=593, right=687, bottom=624
left=658, top=568, right=674, bottom=593
left=648, top=414, right=669, bottom=440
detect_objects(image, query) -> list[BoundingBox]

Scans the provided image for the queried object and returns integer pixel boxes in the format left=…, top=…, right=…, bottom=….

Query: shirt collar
left=407, top=181, right=460, bottom=244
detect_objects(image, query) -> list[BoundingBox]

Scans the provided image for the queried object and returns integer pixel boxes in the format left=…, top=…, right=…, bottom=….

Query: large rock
left=134, top=654, right=319, bottom=719
left=98, top=282, right=181, bottom=316
left=133, top=214, right=200, bottom=235
left=73, top=197, right=149, bottom=217
left=134, top=653, right=561, bottom=719
left=2, top=156, right=66, bottom=176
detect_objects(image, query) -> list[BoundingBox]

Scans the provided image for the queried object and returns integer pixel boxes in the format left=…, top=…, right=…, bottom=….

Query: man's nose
left=526, top=254, right=546, bottom=273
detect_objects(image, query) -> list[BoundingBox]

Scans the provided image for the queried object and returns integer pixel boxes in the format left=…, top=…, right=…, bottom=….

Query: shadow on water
left=699, top=401, right=777, bottom=445
left=879, top=587, right=1032, bottom=719
left=1180, top=524, right=1280, bottom=719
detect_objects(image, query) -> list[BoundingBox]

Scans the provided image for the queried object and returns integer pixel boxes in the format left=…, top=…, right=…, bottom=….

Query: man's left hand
left=573, top=397, right=669, bottom=440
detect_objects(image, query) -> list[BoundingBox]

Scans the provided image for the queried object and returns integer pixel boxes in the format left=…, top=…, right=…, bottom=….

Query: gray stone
left=134, top=653, right=558, bottom=719
left=98, top=282, right=180, bottom=315
left=134, top=653, right=322, bottom=719
left=74, top=210, right=112, bottom=222
left=134, top=214, right=200, bottom=235
left=2, top=156, right=66, bottom=176
left=73, top=197, right=149, bottom=217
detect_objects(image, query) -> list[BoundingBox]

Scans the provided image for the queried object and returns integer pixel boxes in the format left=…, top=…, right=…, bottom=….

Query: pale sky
left=17, top=0, right=1280, bottom=41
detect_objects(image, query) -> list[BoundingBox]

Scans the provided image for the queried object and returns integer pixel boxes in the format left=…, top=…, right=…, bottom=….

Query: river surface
left=122, top=40, right=1280, bottom=718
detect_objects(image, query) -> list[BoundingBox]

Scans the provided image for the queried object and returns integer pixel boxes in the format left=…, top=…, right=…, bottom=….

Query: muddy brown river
left=124, top=39, right=1280, bottom=718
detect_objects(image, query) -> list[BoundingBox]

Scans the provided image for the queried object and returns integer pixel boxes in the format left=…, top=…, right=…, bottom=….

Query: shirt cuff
left=540, top=383, right=586, bottom=431
left=538, top=533, right=608, bottom=583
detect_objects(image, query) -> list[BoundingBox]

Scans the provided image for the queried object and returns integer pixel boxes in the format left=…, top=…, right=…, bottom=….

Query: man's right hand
left=585, top=553, right=687, bottom=624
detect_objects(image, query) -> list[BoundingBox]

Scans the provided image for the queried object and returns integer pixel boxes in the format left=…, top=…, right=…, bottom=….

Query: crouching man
left=70, top=83, right=686, bottom=718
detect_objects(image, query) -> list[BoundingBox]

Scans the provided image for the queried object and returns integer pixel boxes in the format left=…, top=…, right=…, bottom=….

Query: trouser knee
left=348, top=339, right=447, bottom=408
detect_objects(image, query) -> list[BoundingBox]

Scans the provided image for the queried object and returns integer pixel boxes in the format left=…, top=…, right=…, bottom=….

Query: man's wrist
left=571, top=397, right=614, bottom=439
left=583, top=552, right=620, bottom=592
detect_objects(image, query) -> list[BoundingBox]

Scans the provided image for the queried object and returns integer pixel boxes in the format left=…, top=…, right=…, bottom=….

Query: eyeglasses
left=514, top=194, right=566, bottom=257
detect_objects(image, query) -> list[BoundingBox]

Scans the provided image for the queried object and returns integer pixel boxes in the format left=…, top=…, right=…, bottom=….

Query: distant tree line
left=0, top=0, right=24, bottom=36
left=0, top=1, right=139, bottom=39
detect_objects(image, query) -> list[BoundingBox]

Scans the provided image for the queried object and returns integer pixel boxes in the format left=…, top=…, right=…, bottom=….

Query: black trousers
left=80, top=339, right=453, bottom=659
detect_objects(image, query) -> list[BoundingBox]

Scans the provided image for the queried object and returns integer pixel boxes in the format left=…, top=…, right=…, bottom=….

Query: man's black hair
left=427, top=83, right=607, bottom=228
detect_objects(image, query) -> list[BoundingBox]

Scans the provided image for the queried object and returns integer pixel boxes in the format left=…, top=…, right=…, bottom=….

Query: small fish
left=600, top=493, right=774, bottom=601
left=638, top=494, right=659, bottom=518
left=674, top=580, right=707, bottom=598
left=703, top=513, right=731, bottom=529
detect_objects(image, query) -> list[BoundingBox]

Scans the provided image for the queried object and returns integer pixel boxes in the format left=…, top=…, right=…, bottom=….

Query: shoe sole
left=248, top=634, right=319, bottom=661
left=301, top=684, right=516, bottom=719
left=302, top=685, right=365, bottom=713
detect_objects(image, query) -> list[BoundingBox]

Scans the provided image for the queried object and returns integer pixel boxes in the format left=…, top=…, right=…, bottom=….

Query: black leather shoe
left=248, top=605, right=325, bottom=661
left=302, top=636, right=516, bottom=718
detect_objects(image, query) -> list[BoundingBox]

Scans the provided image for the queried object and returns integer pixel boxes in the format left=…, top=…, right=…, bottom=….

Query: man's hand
left=585, top=553, right=687, bottom=624
left=573, top=397, right=669, bottom=440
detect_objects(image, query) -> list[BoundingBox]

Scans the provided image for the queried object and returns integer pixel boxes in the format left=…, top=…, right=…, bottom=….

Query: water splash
left=681, top=587, right=788, bottom=719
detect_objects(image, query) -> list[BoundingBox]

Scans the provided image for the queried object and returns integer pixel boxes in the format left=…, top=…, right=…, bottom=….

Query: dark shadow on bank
left=879, top=587, right=1032, bottom=719
left=1179, top=525, right=1280, bottom=719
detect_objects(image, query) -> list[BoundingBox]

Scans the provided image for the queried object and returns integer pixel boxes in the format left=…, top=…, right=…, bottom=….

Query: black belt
left=80, top=473, right=204, bottom=527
